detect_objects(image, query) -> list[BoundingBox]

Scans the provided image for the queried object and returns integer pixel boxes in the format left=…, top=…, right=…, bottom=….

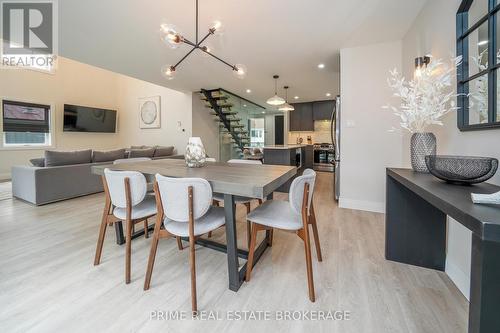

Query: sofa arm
left=11, top=166, right=38, bottom=204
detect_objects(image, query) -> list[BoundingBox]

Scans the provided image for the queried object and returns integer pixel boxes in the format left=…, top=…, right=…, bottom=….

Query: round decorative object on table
left=185, top=137, right=206, bottom=168
left=411, top=132, right=436, bottom=172
left=425, top=155, right=498, bottom=185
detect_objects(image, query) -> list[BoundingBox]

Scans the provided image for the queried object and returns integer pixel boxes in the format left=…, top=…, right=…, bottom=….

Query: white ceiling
left=58, top=0, right=427, bottom=106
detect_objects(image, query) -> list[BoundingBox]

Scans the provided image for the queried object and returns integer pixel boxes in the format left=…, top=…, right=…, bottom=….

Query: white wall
left=402, top=0, right=500, bottom=301
left=0, top=57, right=192, bottom=179
left=339, top=41, right=404, bottom=213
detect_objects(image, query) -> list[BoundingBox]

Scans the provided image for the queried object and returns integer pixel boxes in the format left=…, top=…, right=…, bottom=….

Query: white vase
left=185, top=137, right=206, bottom=168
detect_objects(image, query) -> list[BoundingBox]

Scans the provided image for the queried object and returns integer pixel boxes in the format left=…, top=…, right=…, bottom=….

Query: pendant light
left=279, top=86, right=295, bottom=111
left=266, top=75, right=286, bottom=106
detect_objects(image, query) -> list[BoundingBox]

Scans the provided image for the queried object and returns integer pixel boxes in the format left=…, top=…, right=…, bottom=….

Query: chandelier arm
left=196, top=31, right=213, bottom=47
left=182, top=38, right=196, bottom=47
left=199, top=47, right=237, bottom=70
left=173, top=46, right=198, bottom=69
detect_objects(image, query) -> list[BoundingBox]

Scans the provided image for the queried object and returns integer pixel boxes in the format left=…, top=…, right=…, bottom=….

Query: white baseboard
left=338, top=197, right=385, bottom=213
left=445, top=258, right=470, bottom=301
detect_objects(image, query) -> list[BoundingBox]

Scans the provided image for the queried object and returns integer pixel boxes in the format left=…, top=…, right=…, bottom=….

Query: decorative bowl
left=425, top=155, right=498, bottom=185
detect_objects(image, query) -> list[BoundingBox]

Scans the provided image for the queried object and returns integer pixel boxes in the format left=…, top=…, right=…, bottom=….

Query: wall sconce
left=415, top=56, right=431, bottom=77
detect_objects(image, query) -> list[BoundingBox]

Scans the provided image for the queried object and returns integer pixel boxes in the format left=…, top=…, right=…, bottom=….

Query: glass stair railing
left=200, top=88, right=267, bottom=161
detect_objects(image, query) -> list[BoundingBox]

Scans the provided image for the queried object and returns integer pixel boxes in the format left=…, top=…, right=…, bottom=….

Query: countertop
left=263, top=144, right=310, bottom=150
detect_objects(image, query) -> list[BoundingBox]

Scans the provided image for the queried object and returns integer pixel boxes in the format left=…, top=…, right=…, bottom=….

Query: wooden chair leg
left=212, top=199, right=219, bottom=207
left=144, top=228, right=160, bottom=290
left=302, top=227, right=316, bottom=302
left=176, top=236, right=184, bottom=250
left=245, top=223, right=259, bottom=282
left=94, top=185, right=111, bottom=266
left=94, top=217, right=108, bottom=266
left=207, top=231, right=212, bottom=238
left=245, top=202, right=252, bottom=249
left=189, top=234, right=197, bottom=314
left=267, top=229, right=274, bottom=247
left=125, top=218, right=132, bottom=284
left=258, top=199, right=263, bottom=205
left=308, top=204, right=322, bottom=261
left=144, top=219, right=149, bottom=239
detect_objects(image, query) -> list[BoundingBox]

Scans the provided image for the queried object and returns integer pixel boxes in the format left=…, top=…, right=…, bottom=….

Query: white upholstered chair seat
left=247, top=200, right=303, bottom=230
left=113, top=196, right=157, bottom=220
left=163, top=206, right=225, bottom=237
left=212, top=192, right=254, bottom=203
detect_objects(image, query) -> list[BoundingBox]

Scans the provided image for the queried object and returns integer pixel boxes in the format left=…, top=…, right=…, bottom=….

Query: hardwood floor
left=0, top=172, right=468, bottom=332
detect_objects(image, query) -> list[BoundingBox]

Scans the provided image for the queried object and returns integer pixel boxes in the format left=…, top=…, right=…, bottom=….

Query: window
left=457, top=0, right=500, bottom=130
left=2, top=100, right=52, bottom=147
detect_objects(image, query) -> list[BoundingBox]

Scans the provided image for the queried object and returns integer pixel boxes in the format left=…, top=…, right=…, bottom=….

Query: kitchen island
left=263, top=144, right=313, bottom=192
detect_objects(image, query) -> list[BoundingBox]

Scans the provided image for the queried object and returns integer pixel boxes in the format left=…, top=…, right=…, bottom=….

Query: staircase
left=200, top=89, right=250, bottom=158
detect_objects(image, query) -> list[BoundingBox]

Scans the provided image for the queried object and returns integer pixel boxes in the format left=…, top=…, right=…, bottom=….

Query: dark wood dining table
left=92, top=158, right=296, bottom=292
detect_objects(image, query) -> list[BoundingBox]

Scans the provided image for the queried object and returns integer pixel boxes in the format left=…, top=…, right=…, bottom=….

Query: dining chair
left=245, top=169, right=322, bottom=302
left=210, top=159, right=264, bottom=247
left=94, top=168, right=157, bottom=284
left=144, top=174, right=226, bottom=313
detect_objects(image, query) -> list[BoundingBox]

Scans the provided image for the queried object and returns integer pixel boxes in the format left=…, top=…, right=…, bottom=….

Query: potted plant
left=384, top=56, right=462, bottom=172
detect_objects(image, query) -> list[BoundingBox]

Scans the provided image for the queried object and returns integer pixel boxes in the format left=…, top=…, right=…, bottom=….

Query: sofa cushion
left=92, top=148, right=126, bottom=162
left=44, top=149, right=92, bottom=167
left=29, top=158, right=45, bottom=167
left=129, top=148, right=155, bottom=158
left=154, top=146, right=174, bottom=157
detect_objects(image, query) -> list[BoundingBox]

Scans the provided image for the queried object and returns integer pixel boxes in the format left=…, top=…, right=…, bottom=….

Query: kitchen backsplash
left=288, top=120, right=332, bottom=144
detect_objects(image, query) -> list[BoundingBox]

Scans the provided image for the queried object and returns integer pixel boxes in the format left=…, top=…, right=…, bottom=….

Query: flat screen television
left=63, top=104, right=117, bottom=133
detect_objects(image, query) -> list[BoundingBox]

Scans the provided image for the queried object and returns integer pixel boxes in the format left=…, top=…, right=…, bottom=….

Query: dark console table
left=386, top=168, right=500, bottom=333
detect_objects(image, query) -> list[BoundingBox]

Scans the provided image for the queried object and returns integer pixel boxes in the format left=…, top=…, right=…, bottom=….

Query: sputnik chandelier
left=160, top=0, right=247, bottom=80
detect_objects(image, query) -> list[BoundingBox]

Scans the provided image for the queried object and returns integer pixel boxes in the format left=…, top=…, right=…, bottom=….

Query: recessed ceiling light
left=261, top=111, right=265, bottom=114
left=246, top=89, right=251, bottom=93
left=243, top=104, right=247, bottom=107
left=294, top=96, right=299, bottom=100
left=318, top=63, right=325, bottom=69
left=326, top=93, right=332, bottom=97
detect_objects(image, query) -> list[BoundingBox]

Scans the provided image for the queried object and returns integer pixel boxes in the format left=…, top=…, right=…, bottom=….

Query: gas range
left=313, top=143, right=334, bottom=150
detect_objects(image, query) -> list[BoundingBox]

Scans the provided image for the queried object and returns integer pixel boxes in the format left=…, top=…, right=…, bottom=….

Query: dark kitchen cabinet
left=313, top=100, right=334, bottom=120
left=290, top=102, right=313, bottom=131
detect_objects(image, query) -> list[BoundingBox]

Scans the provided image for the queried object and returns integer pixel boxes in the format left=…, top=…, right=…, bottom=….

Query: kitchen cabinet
left=313, top=100, right=334, bottom=120
left=290, top=102, right=313, bottom=131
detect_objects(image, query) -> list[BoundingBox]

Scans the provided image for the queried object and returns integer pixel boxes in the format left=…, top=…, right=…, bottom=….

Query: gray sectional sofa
left=12, top=146, right=182, bottom=205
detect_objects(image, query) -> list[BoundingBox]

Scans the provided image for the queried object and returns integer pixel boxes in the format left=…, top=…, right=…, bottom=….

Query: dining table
left=91, top=158, right=297, bottom=292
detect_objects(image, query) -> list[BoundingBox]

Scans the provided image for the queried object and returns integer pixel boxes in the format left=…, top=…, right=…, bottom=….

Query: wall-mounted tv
left=63, top=104, right=117, bottom=133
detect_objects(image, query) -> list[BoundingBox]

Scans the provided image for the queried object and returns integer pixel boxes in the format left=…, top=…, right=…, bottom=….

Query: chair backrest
left=155, top=174, right=212, bottom=222
left=104, top=168, right=147, bottom=208
left=289, top=169, right=316, bottom=216
left=227, top=159, right=262, bottom=165
left=114, top=157, right=152, bottom=164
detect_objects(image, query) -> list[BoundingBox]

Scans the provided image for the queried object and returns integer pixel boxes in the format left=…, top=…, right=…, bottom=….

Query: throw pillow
left=154, top=146, right=174, bottom=157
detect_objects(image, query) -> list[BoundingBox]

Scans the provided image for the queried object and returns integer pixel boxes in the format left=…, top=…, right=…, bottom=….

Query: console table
left=386, top=168, right=500, bottom=333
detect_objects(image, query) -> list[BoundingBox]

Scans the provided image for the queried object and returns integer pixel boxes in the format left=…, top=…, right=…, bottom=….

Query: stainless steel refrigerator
left=331, top=96, right=341, bottom=201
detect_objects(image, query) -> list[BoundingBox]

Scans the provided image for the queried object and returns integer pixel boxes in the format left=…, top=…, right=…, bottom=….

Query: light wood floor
left=0, top=172, right=468, bottom=332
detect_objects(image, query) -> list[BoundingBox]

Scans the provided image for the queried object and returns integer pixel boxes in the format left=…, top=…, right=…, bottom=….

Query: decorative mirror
left=457, top=0, right=500, bottom=130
